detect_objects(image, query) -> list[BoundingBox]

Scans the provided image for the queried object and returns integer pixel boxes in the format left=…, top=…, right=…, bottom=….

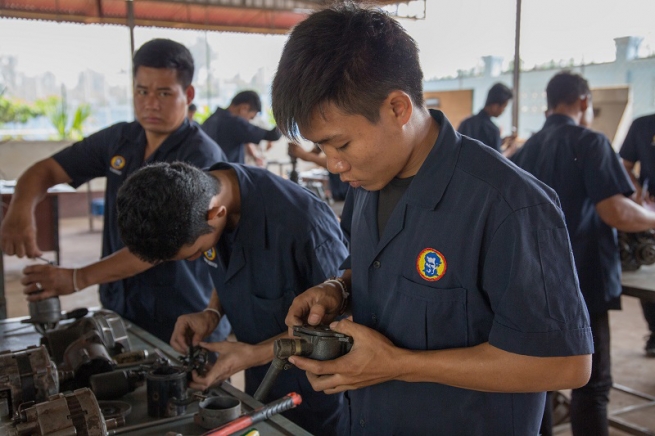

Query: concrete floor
left=3, top=216, right=655, bottom=435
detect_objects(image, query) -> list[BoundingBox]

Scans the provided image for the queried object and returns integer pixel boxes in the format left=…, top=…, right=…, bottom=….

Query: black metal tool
left=253, top=324, right=353, bottom=402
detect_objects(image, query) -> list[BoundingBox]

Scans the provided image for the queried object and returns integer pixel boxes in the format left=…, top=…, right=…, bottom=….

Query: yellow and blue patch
left=204, top=248, right=217, bottom=262
left=110, top=155, right=126, bottom=170
left=416, top=248, right=447, bottom=282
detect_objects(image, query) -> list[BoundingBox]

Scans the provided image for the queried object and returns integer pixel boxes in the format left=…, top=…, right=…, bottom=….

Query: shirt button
left=372, top=313, right=377, bottom=326
left=373, top=260, right=381, bottom=269
left=360, top=419, right=366, bottom=427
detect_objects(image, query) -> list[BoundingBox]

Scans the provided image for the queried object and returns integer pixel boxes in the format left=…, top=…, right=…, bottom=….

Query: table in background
left=0, top=313, right=311, bottom=436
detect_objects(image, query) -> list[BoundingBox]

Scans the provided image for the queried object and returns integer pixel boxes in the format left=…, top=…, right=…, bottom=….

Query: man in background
left=202, top=90, right=281, bottom=166
left=458, top=82, right=517, bottom=157
left=619, top=112, right=655, bottom=357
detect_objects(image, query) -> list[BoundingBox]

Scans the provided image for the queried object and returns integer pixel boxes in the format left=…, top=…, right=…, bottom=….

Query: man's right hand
left=170, top=311, right=220, bottom=353
left=0, top=209, right=41, bottom=258
left=284, top=282, right=344, bottom=336
left=22, top=265, right=75, bottom=300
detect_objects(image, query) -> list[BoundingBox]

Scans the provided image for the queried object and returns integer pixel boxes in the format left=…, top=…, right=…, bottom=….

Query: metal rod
left=108, top=413, right=194, bottom=435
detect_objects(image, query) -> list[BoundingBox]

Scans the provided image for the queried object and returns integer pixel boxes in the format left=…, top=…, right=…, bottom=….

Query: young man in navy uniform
left=458, top=82, right=517, bottom=157
left=274, top=5, right=593, bottom=435
left=619, top=112, right=655, bottom=356
left=116, top=161, right=349, bottom=435
left=201, top=90, right=281, bottom=165
left=0, top=39, right=230, bottom=343
left=512, top=71, right=655, bottom=435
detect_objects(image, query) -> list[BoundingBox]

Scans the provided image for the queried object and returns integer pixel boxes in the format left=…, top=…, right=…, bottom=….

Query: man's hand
left=285, top=282, right=344, bottom=336
left=21, top=265, right=74, bottom=300
left=0, top=210, right=41, bottom=258
left=189, top=340, right=257, bottom=390
left=289, top=319, right=401, bottom=394
left=170, top=311, right=220, bottom=353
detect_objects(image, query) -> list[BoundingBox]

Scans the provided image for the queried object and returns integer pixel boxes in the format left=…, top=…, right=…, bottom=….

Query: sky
left=0, top=0, right=654, bottom=91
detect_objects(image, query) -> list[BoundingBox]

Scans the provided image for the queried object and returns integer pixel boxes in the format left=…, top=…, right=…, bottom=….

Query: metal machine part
left=619, top=230, right=655, bottom=271
left=42, top=309, right=131, bottom=365
left=98, top=400, right=132, bottom=421
left=62, top=330, right=116, bottom=388
left=0, top=345, right=60, bottom=418
left=194, top=396, right=242, bottom=430
left=145, top=362, right=188, bottom=418
left=22, top=297, right=89, bottom=336
left=253, top=324, right=353, bottom=402
left=7, top=388, right=121, bottom=435
left=180, top=345, right=209, bottom=378
left=90, top=369, right=145, bottom=400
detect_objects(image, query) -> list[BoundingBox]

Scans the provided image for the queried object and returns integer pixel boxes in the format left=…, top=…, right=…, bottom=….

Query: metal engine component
left=619, top=230, right=655, bottom=271
left=63, top=330, right=116, bottom=388
left=97, top=400, right=132, bottom=421
left=26, top=298, right=62, bottom=335
left=194, top=396, right=242, bottom=430
left=0, top=345, right=60, bottom=418
left=90, top=369, right=145, bottom=400
left=145, top=362, right=188, bottom=418
left=7, top=388, right=121, bottom=435
left=42, top=309, right=131, bottom=365
left=180, top=345, right=209, bottom=378
left=253, top=324, right=353, bottom=402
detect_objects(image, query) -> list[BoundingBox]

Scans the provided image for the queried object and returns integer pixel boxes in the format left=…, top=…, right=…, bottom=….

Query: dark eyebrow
left=315, top=134, right=342, bottom=146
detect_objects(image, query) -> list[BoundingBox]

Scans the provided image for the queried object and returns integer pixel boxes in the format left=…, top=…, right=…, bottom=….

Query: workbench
left=0, top=313, right=312, bottom=436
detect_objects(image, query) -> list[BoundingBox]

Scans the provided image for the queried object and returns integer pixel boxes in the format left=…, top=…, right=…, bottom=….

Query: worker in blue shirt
left=273, top=5, right=593, bottom=435
left=619, top=113, right=655, bottom=357
left=288, top=142, right=350, bottom=202
left=116, top=161, right=349, bottom=435
left=0, top=39, right=230, bottom=343
left=458, top=82, right=518, bottom=157
left=201, top=90, right=281, bottom=165
left=512, top=71, right=655, bottom=436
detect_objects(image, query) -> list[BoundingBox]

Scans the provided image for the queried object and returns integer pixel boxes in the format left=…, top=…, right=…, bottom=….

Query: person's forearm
left=596, top=194, right=655, bottom=232
left=263, top=127, right=282, bottom=142
left=395, top=342, right=591, bottom=393
left=9, top=159, right=71, bottom=213
left=75, top=247, right=154, bottom=289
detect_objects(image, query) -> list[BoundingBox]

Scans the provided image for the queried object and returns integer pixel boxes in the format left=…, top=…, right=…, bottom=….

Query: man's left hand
left=190, top=340, right=257, bottom=390
left=289, top=318, right=402, bottom=394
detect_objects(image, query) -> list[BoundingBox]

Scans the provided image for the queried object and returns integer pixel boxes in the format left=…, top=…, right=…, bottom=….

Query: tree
left=35, top=86, right=91, bottom=140
left=0, top=88, right=42, bottom=126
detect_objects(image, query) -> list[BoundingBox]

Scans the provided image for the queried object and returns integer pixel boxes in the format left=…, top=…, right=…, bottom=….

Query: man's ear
left=579, top=94, right=590, bottom=113
left=185, top=85, right=195, bottom=105
left=386, top=91, right=413, bottom=127
left=207, top=205, right=227, bottom=222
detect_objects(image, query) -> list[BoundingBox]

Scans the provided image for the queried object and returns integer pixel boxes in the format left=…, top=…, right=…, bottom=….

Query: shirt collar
left=143, top=118, right=192, bottom=163
left=405, top=109, right=462, bottom=210
left=543, top=113, right=577, bottom=129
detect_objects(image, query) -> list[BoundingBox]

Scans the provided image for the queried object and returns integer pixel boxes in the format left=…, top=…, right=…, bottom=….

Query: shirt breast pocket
left=385, top=277, right=468, bottom=351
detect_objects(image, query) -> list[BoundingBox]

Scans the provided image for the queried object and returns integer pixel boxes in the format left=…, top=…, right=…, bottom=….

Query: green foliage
left=0, top=91, right=42, bottom=126
left=34, top=90, right=91, bottom=140
left=193, top=105, right=213, bottom=125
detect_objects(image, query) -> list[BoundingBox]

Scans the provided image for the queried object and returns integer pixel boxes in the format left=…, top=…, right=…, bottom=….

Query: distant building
left=424, top=36, right=655, bottom=148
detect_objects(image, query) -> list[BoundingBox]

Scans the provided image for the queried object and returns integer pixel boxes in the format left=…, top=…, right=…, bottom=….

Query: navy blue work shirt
left=340, top=110, right=593, bottom=435
left=457, top=109, right=501, bottom=151
left=52, top=119, right=231, bottom=343
left=201, top=107, right=281, bottom=164
left=201, top=163, right=349, bottom=436
left=512, top=114, right=634, bottom=314
left=619, top=113, right=655, bottom=195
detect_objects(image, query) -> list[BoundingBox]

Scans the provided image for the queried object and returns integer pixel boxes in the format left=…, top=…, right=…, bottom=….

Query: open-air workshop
left=1, top=0, right=655, bottom=435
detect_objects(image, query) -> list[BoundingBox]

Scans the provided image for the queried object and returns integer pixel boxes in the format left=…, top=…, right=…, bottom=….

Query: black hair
left=485, top=83, right=513, bottom=106
left=230, top=90, right=262, bottom=113
left=189, top=103, right=197, bottom=112
left=546, top=71, right=590, bottom=110
left=272, top=4, right=424, bottom=140
left=133, top=39, right=194, bottom=88
left=116, top=162, right=220, bottom=263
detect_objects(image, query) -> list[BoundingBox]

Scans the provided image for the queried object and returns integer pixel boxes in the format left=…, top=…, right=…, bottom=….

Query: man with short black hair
left=116, top=161, right=349, bottom=435
left=0, top=38, right=230, bottom=343
left=202, top=90, right=281, bottom=165
left=458, top=82, right=516, bottom=156
left=512, top=70, right=655, bottom=436
left=274, top=5, right=593, bottom=434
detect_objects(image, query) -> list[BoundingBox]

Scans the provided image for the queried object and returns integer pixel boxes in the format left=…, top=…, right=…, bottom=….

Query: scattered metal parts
left=619, top=230, right=655, bottom=271
left=7, top=388, right=121, bottom=435
left=194, top=396, right=242, bottom=430
left=180, top=345, right=209, bottom=378
left=0, top=345, right=59, bottom=417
